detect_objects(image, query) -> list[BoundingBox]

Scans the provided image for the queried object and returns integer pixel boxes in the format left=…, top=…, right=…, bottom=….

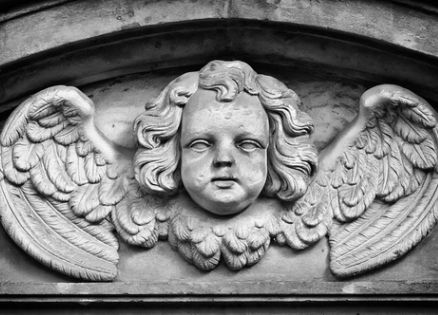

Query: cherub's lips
left=211, top=176, right=237, bottom=188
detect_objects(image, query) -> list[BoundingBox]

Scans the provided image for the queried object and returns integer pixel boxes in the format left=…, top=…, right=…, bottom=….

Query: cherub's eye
left=237, top=140, right=262, bottom=152
left=189, top=140, right=211, bottom=152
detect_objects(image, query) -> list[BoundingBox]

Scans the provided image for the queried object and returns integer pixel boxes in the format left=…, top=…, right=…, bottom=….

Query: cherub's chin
left=174, top=192, right=283, bottom=219
left=194, top=194, right=249, bottom=216
left=183, top=184, right=247, bottom=215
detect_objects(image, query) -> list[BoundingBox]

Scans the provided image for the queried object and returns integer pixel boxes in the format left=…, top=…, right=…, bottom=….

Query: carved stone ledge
left=2, top=0, right=438, bottom=65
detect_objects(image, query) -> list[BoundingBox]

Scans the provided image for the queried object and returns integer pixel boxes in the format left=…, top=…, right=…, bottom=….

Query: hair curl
left=134, top=60, right=317, bottom=201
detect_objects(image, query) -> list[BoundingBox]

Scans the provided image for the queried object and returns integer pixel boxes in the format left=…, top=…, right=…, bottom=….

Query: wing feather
left=12, top=136, right=44, bottom=171
left=85, top=205, right=115, bottom=223
left=377, top=142, right=401, bottom=197
left=2, top=146, right=30, bottom=185
left=37, top=111, right=64, bottom=128
left=330, top=172, right=438, bottom=277
left=327, top=85, right=438, bottom=277
left=54, top=125, right=80, bottom=145
left=279, top=84, right=438, bottom=277
left=76, top=139, right=93, bottom=157
left=394, top=114, right=429, bottom=144
left=66, top=143, right=89, bottom=185
left=51, top=199, right=118, bottom=249
left=43, top=142, right=76, bottom=193
left=85, top=153, right=105, bottom=183
left=20, top=183, right=118, bottom=264
left=69, top=183, right=100, bottom=216
left=27, top=120, right=68, bottom=143
left=401, top=104, right=436, bottom=127
left=0, top=86, right=133, bottom=281
left=0, top=181, right=117, bottom=281
left=99, top=176, right=126, bottom=205
left=401, top=135, right=437, bottom=169
left=29, top=159, right=58, bottom=196
left=111, top=183, right=166, bottom=249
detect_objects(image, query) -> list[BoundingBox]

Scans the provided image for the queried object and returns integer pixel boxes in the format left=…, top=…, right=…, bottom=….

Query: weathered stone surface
left=1, top=0, right=438, bottom=311
left=1, top=60, right=437, bottom=283
left=2, top=0, right=438, bottom=66
left=2, top=1, right=438, bottom=110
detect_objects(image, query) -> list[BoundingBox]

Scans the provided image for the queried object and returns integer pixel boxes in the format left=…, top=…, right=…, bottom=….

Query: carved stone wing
left=111, top=183, right=171, bottom=249
left=0, top=86, right=133, bottom=281
left=277, top=84, right=438, bottom=277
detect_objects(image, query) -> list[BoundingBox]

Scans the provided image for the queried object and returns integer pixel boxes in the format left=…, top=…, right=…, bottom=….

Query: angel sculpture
left=0, top=60, right=437, bottom=281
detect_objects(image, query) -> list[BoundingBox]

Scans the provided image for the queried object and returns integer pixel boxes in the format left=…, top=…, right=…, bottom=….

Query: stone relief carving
left=0, top=60, right=437, bottom=281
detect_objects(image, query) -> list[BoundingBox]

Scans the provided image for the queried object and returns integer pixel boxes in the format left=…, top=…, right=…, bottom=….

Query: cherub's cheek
left=181, top=155, right=212, bottom=190
left=246, top=168, right=266, bottom=186
left=183, top=151, right=211, bottom=165
left=194, top=173, right=207, bottom=186
left=238, top=152, right=267, bottom=190
left=240, top=152, right=267, bottom=170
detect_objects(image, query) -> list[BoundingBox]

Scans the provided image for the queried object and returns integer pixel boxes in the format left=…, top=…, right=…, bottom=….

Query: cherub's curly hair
left=134, top=60, right=317, bottom=201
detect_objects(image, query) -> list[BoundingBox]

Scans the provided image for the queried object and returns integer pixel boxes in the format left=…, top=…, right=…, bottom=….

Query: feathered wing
left=277, top=84, right=438, bottom=277
left=0, top=86, right=135, bottom=281
left=111, top=181, right=171, bottom=249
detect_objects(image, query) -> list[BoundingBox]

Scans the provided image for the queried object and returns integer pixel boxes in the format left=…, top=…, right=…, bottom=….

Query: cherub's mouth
left=212, top=176, right=237, bottom=188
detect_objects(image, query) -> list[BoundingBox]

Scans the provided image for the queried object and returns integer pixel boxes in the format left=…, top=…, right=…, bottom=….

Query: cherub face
left=180, top=88, right=269, bottom=215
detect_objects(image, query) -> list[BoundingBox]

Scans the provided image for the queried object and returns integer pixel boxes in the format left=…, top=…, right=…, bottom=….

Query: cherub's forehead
left=181, top=88, right=269, bottom=137
left=185, top=88, right=263, bottom=113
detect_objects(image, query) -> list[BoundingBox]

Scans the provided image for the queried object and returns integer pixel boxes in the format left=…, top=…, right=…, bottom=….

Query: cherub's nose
left=213, top=145, right=235, bottom=168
